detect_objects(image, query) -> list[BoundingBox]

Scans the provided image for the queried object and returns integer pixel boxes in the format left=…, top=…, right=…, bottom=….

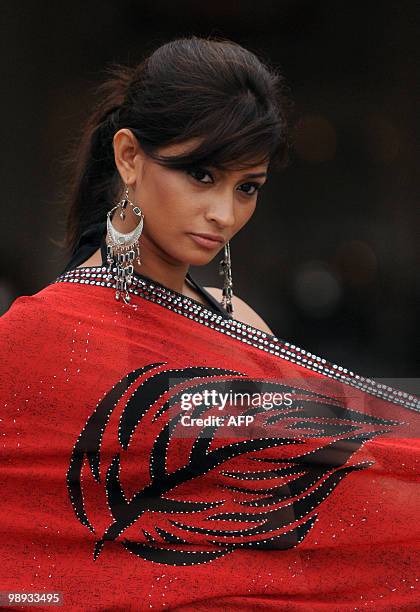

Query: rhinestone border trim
left=50, top=266, right=419, bottom=412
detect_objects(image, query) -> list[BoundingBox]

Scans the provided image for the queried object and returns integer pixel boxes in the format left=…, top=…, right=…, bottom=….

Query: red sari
left=1, top=263, right=419, bottom=611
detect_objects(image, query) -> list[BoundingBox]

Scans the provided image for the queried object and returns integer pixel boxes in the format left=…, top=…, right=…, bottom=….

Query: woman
left=1, top=36, right=419, bottom=612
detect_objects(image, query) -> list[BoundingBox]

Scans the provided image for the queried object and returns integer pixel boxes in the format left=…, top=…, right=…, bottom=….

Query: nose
left=204, top=190, right=236, bottom=229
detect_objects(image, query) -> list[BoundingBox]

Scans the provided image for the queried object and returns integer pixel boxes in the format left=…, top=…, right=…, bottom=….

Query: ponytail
left=63, top=63, right=135, bottom=256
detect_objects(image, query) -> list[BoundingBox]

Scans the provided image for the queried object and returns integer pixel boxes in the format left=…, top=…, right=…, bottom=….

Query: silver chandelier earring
left=218, top=241, right=234, bottom=315
left=105, top=184, right=144, bottom=306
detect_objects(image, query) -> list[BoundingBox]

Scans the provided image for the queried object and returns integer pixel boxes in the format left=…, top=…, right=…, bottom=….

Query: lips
left=189, top=232, right=224, bottom=243
left=188, top=233, right=224, bottom=250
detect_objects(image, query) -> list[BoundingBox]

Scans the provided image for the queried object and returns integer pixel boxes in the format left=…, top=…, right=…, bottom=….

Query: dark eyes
left=186, top=167, right=263, bottom=197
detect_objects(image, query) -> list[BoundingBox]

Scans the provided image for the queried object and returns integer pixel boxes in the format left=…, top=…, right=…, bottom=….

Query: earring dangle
left=105, top=185, right=144, bottom=306
left=218, top=241, right=234, bottom=315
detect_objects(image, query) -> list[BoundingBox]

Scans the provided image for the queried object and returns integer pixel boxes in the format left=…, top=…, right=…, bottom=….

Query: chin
left=183, top=250, right=219, bottom=267
left=175, top=237, right=225, bottom=266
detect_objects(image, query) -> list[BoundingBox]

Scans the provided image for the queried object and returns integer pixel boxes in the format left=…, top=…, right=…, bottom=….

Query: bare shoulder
left=204, top=287, right=275, bottom=335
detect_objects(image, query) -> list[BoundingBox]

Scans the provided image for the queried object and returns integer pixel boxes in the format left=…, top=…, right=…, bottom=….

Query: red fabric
left=1, top=280, right=419, bottom=611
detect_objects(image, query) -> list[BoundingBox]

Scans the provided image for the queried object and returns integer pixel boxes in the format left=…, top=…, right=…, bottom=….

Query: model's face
left=128, top=136, right=269, bottom=266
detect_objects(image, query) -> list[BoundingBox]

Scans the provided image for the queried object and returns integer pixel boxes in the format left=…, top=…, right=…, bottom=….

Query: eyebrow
left=242, top=172, right=268, bottom=179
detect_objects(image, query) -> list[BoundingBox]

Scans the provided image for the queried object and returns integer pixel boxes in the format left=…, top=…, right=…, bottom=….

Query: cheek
left=146, top=168, right=178, bottom=205
left=140, top=168, right=196, bottom=229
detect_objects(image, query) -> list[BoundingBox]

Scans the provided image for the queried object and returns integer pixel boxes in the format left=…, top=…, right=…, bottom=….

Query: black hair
left=63, top=35, right=294, bottom=256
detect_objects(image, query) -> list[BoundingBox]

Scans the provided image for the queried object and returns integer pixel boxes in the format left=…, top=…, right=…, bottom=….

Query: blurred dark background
left=1, top=1, right=418, bottom=384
